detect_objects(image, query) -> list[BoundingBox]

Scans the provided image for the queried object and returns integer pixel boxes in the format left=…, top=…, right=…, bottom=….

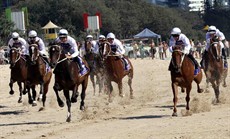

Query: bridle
left=10, top=47, right=22, bottom=64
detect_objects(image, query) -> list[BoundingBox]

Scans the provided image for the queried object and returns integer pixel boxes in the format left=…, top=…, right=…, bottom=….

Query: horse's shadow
left=0, top=122, right=50, bottom=127
left=0, top=110, right=26, bottom=115
left=155, top=104, right=186, bottom=109
left=109, top=114, right=169, bottom=120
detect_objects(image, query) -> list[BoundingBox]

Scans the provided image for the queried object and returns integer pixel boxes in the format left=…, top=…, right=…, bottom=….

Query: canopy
left=42, top=20, right=61, bottom=29
left=134, top=28, right=161, bottom=38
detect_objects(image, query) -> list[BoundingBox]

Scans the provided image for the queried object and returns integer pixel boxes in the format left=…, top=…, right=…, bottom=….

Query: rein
left=11, top=47, right=22, bottom=64
left=173, top=49, right=185, bottom=67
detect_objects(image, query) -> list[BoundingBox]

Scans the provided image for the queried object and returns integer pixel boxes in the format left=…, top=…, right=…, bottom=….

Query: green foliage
left=0, top=14, right=14, bottom=46
left=15, top=0, right=205, bottom=41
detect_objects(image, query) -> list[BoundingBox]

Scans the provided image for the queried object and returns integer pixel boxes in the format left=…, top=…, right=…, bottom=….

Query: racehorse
left=9, top=46, right=36, bottom=104
left=99, top=41, right=134, bottom=102
left=49, top=43, right=89, bottom=122
left=84, top=41, right=104, bottom=95
left=27, top=44, right=52, bottom=109
left=170, top=45, right=203, bottom=116
left=203, top=38, right=228, bottom=103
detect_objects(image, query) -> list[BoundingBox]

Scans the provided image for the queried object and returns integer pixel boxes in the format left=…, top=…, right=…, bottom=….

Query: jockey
left=200, top=25, right=228, bottom=68
left=27, top=30, right=49, bottom=64
left=169, top=27, right=200, bottom=75
left=86, top=34, right=98, bottom=54
left=8, top=32, right=29, bottom=60
left=106, top=32, right=128, bottom=70
left=55, top=29, right=84, bottom=73
left=94, top=34, right=106, bottom=55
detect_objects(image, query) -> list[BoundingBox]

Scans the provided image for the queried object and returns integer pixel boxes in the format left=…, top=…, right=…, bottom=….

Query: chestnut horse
left=84, top=41, right=104, bottom=95
left=49, top=44, right=89, bottom=122
left=27, top=44, right=52, bottom=109
left=9, top=46, right=36, bottom=104
left=170, top=45, right=203, bottom=116
left=99, top=41, right=134, bottom=102
left=203, top=38, right=228, bottom=103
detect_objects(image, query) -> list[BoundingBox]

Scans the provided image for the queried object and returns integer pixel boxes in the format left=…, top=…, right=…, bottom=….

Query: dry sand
left=0, top=57, right=229, bottom=139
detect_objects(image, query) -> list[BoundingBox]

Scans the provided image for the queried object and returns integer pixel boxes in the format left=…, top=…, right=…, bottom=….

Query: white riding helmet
left=12, top=32, right=19, bottom=39
left=106, top=32, right=115, bottom=39
left=28, top=30, right=37, bottom=37
left=86, top=35, right=93, bottom=38
left=99, top=35, right=105, bottom=39
left=59, top=29, right=68, bottom=37
left=171, top=27, right=181, bottom=35
left=208, top=26, right=217, bottom=34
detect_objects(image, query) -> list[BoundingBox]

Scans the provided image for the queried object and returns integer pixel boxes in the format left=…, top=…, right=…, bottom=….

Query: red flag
left=83, top=13, right=88, bottom=29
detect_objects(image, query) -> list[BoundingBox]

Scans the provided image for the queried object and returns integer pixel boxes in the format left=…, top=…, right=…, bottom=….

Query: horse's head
left=98, top=40, right=111, bottom=60
left=209, top=38, right=222, bottom=62
left=85, top=41, right=93, bottom=54
left=48, top=43, right=63, bottom=68
left=29, top=44, right=40, bottom=64
left=172, top=45, right=184, bottom=73
left=9, top=47, right=21, bottom=67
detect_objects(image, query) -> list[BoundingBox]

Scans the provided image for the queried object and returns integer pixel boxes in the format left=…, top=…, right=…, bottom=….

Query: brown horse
left=84, top=41, right=104, bottom=95
left=203, top=39, right=228, bottom=103
left=9, top=46, right=37, bottom=104
left=27, top=44, right=52, bottom=109
left=170, top=45, right=203, bottom=116
left=99, top=41, right=134, bottom=102
left=49, top=44, right=89, bottom=122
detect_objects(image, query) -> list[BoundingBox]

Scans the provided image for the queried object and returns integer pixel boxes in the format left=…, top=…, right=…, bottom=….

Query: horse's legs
left=172, top=83, right=178, bottom=116
left=9, top=79, right=15, bottom=95
left=90, top=73, right=96, bottom=96
left=22, top=82, right=27, bottom=95
left=26, top=86, right=33, bottom=104
left=38, top=82, right=44, bottom=101
left=194, top=75, right=204, bottom=93
left=53, top=82, right=64, bottom=107
left=31, top=85, right=37, bottom=106
left=71, top=85, right=78, bottom=103
left=118, top=81, right=124, bottom=97
left=128, top=75, right=134, bottom=99
left=205, top=78, right=210, bottom=93
left=185, top=86, right=192, bottom=110
left=107, top=81, right=113, bottom=103
left=64, top=90, right=71, bottom=122
left=17, top=82, right=23, bottom=103
left=80, top=79, right=88, bottom=111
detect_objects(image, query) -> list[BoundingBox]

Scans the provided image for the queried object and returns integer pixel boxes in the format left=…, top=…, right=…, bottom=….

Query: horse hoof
left=32, top=102, right=37, bottom=107
left=80, top=106, right=85, bottom=111
left=172, top=112, right=178, bottom=117
left=119, top=94, right=125, bottom=97
left=71, top=98, right=77, bottom=103
left=198, top=89, right=204, bottom=93
left=58, top=101, right=64, bottom=107
left=223, top=84, right=227, bottom=87
left=66, top=117, right=71, bottom=122
left=28, top=100, right=33, bottom=104
left=130, top=95, right=134, bottom=99
left=18, top=99, right=22, bottom=103
left=38, top=107, right=44, bottom=111
left=9, top=91, right=14, bottom=95
left=22, top=91, right=27, bottom=95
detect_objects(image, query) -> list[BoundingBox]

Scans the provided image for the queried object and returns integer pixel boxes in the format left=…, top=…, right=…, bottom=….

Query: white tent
left=134, top=28, right=161, bottom=38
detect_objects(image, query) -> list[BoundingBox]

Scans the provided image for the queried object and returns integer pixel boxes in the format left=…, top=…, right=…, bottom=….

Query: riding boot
left=74, top=56, right=84, bottom=73
left=200, top=50, right=208, bottom=69
left=188, top=54, right=200, bottom=75
left=222, top=48, right=228, bottom=68
left=121, top=57, right=128, bottom=70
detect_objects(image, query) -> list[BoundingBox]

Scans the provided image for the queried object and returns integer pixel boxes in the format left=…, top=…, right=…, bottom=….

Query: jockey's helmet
left=28, top=30, right=37, bottom=38
left=86, top=35, right=93, bottom=39
left=171, top=27, right=181, bottom=35
left=12, top=32, right=19, bottom=39
left=59, top=29, right=68, bottom=37
left=208, top=26, right=217, bottom=34
left=99, top=35, right=105, bottom=40
left=106, top=33, right=115, bottom=39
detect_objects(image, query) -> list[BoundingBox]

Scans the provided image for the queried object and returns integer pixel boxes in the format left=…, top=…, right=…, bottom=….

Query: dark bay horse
left=203, top=39, right=228, bottom=103
left=170, top=45, right=203, bottom=116
left=99, top=41, right=134, bottom=102
left=49, top=44, right=89, bottom=122
left=84, top=41, right=104, bottom=95
left=9, top=46, right=36, bottom=104
left=27, top=44, right=52, bottom=109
